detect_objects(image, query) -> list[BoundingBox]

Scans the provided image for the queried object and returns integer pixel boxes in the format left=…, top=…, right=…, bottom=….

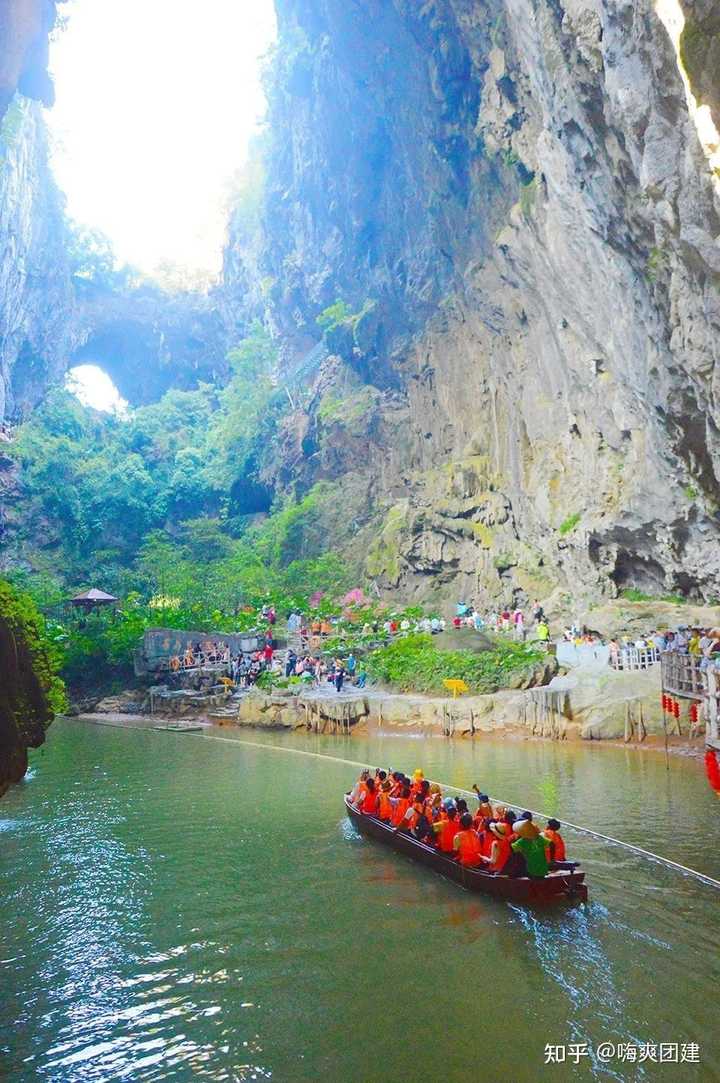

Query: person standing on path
left=335, top=662, right=346, bottom=692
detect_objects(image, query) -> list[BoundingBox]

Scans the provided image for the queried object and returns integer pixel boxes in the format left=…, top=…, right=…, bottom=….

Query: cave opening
left=47, top=0, right=277, bottom=279
left=65, top=364, right=127, bottom=415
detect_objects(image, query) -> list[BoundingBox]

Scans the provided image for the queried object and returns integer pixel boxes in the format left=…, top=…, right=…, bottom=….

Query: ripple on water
left=2, top=719, right=720, bottom=1082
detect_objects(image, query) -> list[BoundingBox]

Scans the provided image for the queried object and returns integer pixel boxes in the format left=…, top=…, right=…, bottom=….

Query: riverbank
left=77, top=697, right=706, bottom=762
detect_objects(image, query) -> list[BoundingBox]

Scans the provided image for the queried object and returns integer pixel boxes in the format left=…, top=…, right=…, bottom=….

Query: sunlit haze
left=49, top=0, right=277, bottom=278
left=66, top=365, right=128, bottom=414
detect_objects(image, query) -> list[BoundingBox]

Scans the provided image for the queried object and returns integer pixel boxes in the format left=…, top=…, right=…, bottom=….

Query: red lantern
left=673, top=699, right=681, bottom=719
left=705, top=749, right=720, bottom=793
left=690, top=703, right=699, bottom=724
left=661, top=694, right=668, bottom=711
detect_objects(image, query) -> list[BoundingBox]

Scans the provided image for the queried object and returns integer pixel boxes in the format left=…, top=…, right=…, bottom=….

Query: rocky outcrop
left=680, top=0, right=720, bottom=129
left=0, top=0, right=59, bottom=121
left=223, top=674, right=674, bottom=742
left=226, top=0, right=720, bottom=608
left=0, top=580, right=62, bottom=796
left=71, top=281, right=230, bottom=406
left=0, top=98, right=75, bottom=422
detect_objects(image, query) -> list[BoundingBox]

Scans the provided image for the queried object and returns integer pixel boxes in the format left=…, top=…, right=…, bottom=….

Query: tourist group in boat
left=350, top=769, right=567, bottom=879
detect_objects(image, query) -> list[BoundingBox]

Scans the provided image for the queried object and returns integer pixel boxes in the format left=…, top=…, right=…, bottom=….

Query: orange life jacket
left=543, top=829, right=566, bottom=862
left=360, top=789, right=379, bottom=815
left=437, top=817, right=460, bottom=853
left=488, top=835, right=512, bottom=873
left=391, top=797, right=410, bottom=827
left=480, top=829, right=495, bottom=858
left=377, top=791, right=393, bottom=821
left=409, top=798, right=427, bottom=829
left=456, top=828, right=484, bottom=867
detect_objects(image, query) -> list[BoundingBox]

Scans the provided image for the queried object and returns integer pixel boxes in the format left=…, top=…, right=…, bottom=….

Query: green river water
left=2, top=718, right=720, bottom=1082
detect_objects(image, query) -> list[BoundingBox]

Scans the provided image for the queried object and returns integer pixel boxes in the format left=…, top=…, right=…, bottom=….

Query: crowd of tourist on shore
left=609, top=625, right=720, bottom=670
left=166, top=594, right=720, bottom=696
left=450, top=600, right=551, bottom=643
left=349, top=768, right=568, bottom=878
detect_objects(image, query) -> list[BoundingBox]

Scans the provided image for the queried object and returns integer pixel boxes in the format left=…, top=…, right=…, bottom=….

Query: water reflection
left=1, top=720, right=719, bottom=1082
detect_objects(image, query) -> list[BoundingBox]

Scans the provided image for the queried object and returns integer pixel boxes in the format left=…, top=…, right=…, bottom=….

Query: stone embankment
left=219, top=665, right=672, bottom=742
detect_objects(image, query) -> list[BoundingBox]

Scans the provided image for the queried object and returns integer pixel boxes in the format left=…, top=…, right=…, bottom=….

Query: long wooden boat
left=345, top=796, right=588, bottom=905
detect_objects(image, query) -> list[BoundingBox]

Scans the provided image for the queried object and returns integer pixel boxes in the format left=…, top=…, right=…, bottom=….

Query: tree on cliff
left=0, top=581, right=66, bottom=796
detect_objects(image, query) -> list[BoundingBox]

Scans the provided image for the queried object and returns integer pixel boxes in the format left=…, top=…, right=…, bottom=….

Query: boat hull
left=345, top=797, right=588, bottom=905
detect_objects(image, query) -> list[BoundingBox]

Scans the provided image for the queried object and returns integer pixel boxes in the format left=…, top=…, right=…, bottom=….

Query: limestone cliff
left=0, top=96, right=75, bottom=421
left=0, top=0, right=59, bottom=120
left=226, top=0, right=720, bottom=609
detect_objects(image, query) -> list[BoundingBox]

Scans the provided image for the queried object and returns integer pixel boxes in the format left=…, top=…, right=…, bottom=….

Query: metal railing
left=609, top=646, right=660, bottom=672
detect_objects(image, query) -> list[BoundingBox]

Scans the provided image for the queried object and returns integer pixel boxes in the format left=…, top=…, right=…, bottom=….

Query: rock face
left=226, top=676, right=673, bottom=742
left=71, top=282, right=231, bottom=406
left=0, top=0, right=58, bottom=120
left=0, top=97, right=74, bottom=422
left=226, top=0, right=720, bottom=609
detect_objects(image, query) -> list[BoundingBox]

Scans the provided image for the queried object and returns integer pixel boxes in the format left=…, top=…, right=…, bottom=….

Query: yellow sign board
left=443, top=678, right=469, bottom=698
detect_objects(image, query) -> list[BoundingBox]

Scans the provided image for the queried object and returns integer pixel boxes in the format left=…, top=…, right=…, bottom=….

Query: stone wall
left=225, top=0, right=720, bottom=609
left=226, top=669, right=674, bottom=742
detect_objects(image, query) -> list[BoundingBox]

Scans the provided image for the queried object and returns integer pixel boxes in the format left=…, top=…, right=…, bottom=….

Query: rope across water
left=194, top=731, right=720, bottom=892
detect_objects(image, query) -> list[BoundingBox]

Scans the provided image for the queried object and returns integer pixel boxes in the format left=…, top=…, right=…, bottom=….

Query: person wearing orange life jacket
left=484, top=821, right=512, bottom=873
left=477, top=818, right=495, bottom=860
left=357, top=776, right=379, bottom=815
left=409, top=769, right=425, bottom=797
left=349, top=769, right=370, bottom=805
left=397, top=792, right=434, bottom=842
left=542, top=818, right=566, bottom=862
left=390, top=785, right=412, bottom=827
left=389, top=771, right=405, bottom=797
left=472, top=785, right=493, bottom=823
left=453, top=813, right=484, bottom=867
left=432, top=806, right=460, bottom=853
left=428, top=784, right=443, bottom=820
left=377, top=780, right=393, bottom=822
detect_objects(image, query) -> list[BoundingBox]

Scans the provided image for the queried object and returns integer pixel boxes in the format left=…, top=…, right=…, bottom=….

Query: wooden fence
left=660, top=652, right=705, bottom=699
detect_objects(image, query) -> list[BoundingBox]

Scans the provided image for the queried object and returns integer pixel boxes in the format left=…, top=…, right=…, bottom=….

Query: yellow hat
left=413, top=769, right=424, bottom=780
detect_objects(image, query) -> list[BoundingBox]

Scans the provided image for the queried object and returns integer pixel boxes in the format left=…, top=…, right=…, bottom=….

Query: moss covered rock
left=0, top=580, right=65, bottom=796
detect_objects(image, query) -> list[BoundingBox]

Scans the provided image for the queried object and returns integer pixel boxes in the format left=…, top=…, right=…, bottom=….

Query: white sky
left=66, top=364, right=128, bottom=414
left=48, top=0, right=276, bottom=278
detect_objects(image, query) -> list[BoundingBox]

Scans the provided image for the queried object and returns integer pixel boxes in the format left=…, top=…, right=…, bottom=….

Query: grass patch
left=620, top=589, right=653, bottom=602
left=620, top=589, right=687, bottom=605
left=558, top=512, right=581, bottom=535
left=364, top=633, right=545, bottom=695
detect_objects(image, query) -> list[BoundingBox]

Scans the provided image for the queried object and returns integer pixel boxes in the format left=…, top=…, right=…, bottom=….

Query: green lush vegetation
left=619, top=589, right=688, bottom=605
left=558, top=512, right=581, bottom=536
left=316, top=297, right=376, bottom=353
left=5, top=322, right=368, bottom=689
left=364, top=633, right=545, bottom=695
left=0, top=581, right=67, bottom=771
left=10, top=322, right=282, bottom=582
